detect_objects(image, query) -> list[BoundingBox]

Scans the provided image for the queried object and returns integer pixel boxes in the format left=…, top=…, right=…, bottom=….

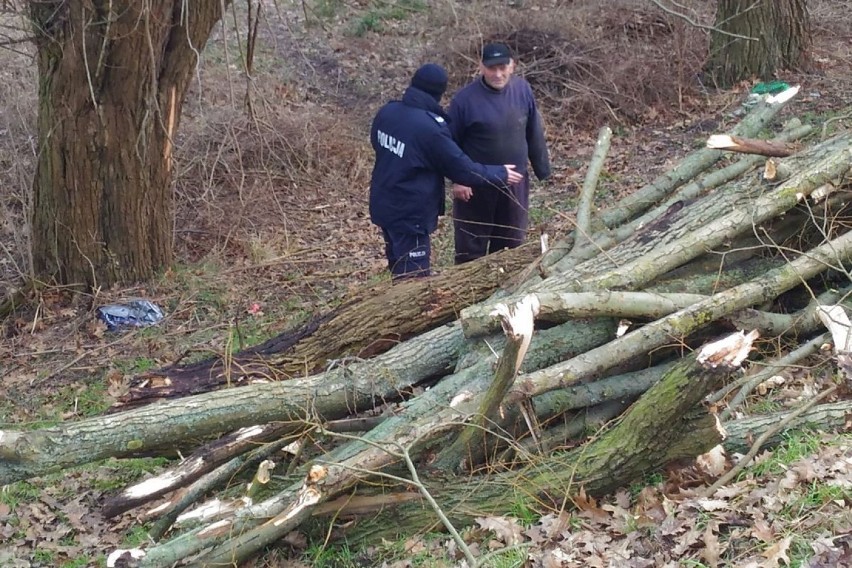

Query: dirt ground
left=1, top=1, right=851, bottom=566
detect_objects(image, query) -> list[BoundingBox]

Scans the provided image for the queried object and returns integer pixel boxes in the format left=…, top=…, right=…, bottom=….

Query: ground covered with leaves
left=1, top=0, right=852, bottom=566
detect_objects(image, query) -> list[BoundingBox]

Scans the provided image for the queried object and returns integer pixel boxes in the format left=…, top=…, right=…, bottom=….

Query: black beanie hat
left=410, top=63, right=448, bottom=102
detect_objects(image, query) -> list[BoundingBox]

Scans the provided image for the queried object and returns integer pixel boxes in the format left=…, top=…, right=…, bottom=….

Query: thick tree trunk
left=29, top=1, right=229, bottom=288
left=114, top=244, right=538, bottom=409
left=0, top=322, right=465, bottom=484
left=707, top=0, right=811, bottom=87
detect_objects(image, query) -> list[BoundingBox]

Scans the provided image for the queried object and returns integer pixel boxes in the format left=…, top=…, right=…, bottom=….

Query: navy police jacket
left=369, top=86, right=509, bottom=234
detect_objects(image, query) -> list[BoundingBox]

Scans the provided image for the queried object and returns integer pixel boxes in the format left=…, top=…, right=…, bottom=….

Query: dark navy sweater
left=448, top=76, right=550, bottom=183
left=369, top=87, right=510, bottom=234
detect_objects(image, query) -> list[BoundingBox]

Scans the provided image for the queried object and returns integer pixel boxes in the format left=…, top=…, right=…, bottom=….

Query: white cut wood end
left=255, top=459, right=276, bottom=484
left=706, top=134, right=735, bottom=150
left=816, top=304, right=852, bottom=353
left=766, top=85, right=800, bottom=104
left=283, top=440, right=302, bottom=455
left=123, top=458, right=201, bottom=499
left=811, top=183, right=835, bottom=203
left=275, top=486, right=321, bottom=526
left=450, top=390, right=474, bottom=408
left=697, top=330, right=759, bottom=368
left=763, top=158, right=778, bottom=180
left=107, top=549, right=146, bottom=567
left=234, top=425, right=266, bottom=441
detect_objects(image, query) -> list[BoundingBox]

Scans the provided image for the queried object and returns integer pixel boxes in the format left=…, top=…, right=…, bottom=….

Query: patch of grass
left=745, top=429, right=823, bottom=478
left=229, top=316, right=278, bottom=353
left=779, top=479, right=850, bottom=529
left=33, top=549, right=55, bottom=565
left=508, top=497, right=538, bottom=526
left=681, top=561, right=711, bottom=568
left=162, top=261, right=230, bottom=317
left=304, top=542, right=359, bottom=568
left=1, top=481, right=41, bottom=511
left=310, top=0, right=345, bottom=21
left=352, top=10, right=383, bottom=36
left=746, top=398, right=785, bottom=414
left=124, top=524, right=153, bottom=548
left=55, top=380, right=110, bottom=418
left=349, top=0, right=427, bottom=36
left=115, top=356, right=158, bottom=374
left=480, top=546, right=527, bottom=568
left=629, top=471, right=664, bottom=497
left=786, top=534, right=820, bottom=567
left=61, top=556, right=103, bottom=568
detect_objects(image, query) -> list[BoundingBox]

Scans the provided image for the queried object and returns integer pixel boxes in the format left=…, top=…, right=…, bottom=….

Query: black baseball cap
left=482, top=43, right=512, bottom=67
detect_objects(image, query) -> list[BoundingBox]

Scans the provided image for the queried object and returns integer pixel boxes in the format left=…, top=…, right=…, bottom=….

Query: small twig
left=647, top=0, right=757, bottom=40
left=821, top=111, right=851, bottom=140
left=400, top=446, right=478, bottom=568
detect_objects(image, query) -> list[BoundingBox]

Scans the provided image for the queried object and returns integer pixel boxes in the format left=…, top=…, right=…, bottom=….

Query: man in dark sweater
left=448, top=42, right=551, bottom=264
left=370, top=63, right=522, bottom=281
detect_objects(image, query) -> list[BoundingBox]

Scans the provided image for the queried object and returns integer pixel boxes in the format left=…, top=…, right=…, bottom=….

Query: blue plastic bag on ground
left=97, top=300, right=164, bottom=331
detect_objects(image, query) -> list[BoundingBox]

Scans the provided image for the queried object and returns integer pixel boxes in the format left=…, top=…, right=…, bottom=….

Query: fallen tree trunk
left=0, top=322, right=465, bottom=484
left=191, top=341, right=744, bottom=566
left=114, top=244, right=538, bottom=409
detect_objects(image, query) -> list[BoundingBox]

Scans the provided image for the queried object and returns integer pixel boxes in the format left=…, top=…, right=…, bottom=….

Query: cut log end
left=706, top=134, right=794, bottom=157
left=766, top=85, right=801, bottom=105
left=696, top=330, right=759, bottom=369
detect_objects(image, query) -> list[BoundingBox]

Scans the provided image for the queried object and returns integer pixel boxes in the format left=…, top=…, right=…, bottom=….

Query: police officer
left=369, top=63, right=522, bottom=281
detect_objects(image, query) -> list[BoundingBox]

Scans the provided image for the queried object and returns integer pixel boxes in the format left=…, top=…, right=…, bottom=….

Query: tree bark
left=200, top=350, right=736, bottom=562
left=114, top=244, right=538, bottom=409
left=706, top=134, right=798, bottom=157
left=707, top=0, right=811, bottom=87
left=29, top=1, right=230, bottom=288
left=0, top=321, right=465, bottom=484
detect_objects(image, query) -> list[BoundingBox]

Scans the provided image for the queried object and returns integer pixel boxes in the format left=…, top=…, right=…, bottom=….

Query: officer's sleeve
left=424, top=126, right=508, bottom=188
left=526, top=91, right=551, bottom=181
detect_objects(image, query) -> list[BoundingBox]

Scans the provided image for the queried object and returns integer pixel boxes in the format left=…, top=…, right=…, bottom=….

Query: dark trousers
left=380, top=228, right=431, bottom=281
left=452, top=175, right=529, bottom=264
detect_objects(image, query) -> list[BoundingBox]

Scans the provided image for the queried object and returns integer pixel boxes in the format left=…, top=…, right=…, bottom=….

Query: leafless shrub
left=0, top=16, right=35, bottom=293
left=438, top=0, right=712, bottom=129
left=171, top=100, right=373, bottom=264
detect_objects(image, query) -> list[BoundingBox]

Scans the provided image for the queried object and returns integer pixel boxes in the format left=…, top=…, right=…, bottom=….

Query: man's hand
left=504, top=164, right=523, bottom=185
left=452, top=184, right=473, bottom=202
